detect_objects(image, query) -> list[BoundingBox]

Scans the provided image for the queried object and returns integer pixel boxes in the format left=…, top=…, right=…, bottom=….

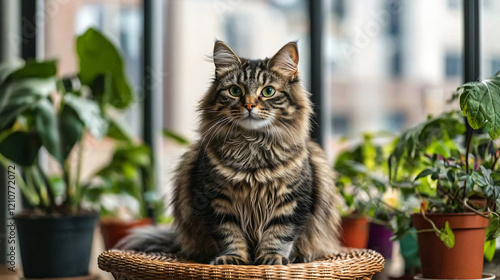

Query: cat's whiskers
left=277, top=119, right=300, bottom=151
left=204, top=117, right=233, bottom=154
left=223, top=117, right=239, bottom=145
left=269, top=117, right=284, bottom=146
left=294, top=109, right=316, bottom=127
left=199, top=116, right=230, bottom=155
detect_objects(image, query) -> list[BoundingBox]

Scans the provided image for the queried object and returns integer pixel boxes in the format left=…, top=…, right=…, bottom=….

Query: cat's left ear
left=268, top=42, right=299, bottom=81
left=213, top=40, right=241, bottom=78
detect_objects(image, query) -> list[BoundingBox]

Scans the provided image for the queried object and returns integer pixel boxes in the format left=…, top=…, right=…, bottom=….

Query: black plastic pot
left=15, top=212, right=98, bottom=278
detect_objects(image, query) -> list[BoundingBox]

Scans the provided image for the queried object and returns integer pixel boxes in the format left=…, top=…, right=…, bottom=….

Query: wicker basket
left=98, top=249, right=385, bottom=280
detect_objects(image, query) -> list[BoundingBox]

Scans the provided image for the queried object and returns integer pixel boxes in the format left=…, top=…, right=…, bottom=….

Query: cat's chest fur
left=208, top=136, right=308, bottom=185
left=207, top=139, right=309, bottom=246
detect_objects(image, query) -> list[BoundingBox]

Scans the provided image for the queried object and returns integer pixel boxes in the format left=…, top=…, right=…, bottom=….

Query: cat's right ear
left=213, top=41, right=241, bottom=78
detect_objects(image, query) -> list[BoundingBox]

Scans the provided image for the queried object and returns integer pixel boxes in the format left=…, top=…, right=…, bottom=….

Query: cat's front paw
left=212, top=254, right=250, bottom=265
left=254, top=254, right=289, bottom=265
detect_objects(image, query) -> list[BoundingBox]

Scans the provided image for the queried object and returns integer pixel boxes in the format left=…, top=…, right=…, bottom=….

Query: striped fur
left=121, top=41, right=341, bottom=265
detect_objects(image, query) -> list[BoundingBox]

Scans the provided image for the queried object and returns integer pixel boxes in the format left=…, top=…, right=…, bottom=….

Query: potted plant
left=334, top=133, right=395, bottom=253
left=389, top=73, right=500, bottom=279
left=84, top=143, right=162, bottom=250
left=85, top=128, right=188, bottom=250
left=0, top=28, right=135, bottom=278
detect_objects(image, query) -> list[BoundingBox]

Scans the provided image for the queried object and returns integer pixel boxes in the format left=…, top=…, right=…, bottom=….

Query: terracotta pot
left=340, top=216, right=369, bottom=248
left=100, top=218, right=154, bottom=250
left=412, top=213, right=489, bottom=279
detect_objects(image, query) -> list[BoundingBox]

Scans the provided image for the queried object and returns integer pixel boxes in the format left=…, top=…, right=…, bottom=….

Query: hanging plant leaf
left=0, top=131, right=41, bottom=166
left=76, top=28, right=133, bottom=110
left=35, top=98, right=62, bottom=163
left=484, top=239, right=496, bottom=262
left=439, top=221, right=455, bottom=249
left=63, top=94, right=108, bottom=139
left=459, top=71, right=500, bottom=139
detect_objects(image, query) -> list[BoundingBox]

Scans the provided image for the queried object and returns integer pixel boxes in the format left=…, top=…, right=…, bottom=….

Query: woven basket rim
left=98, top=248, right=385, bottom=280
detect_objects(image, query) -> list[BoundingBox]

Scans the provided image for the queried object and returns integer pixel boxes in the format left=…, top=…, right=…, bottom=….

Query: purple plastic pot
left=367, top=222, right=393, bottom=259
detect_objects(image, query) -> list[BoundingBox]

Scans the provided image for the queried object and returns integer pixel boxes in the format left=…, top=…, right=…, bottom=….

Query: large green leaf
left=63, top=94, right=108, bottom=139
left=8, top=60, right=57, bottom=80
left=459, top=72, right=500, bottom=139
left=0, top=61, right=24, bottom=86
left=76, top=28, right=133, bottom=110
left=0, top=131, right=41, bottom=166
left=59, top=105, right=84, bottom=160
left=0, top=78, right=57, bottom=130
left=35, top=98, right=62, bottom=163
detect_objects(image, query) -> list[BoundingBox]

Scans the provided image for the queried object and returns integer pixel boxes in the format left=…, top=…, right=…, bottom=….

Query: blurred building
left=328, top=0, right=500, bottom=138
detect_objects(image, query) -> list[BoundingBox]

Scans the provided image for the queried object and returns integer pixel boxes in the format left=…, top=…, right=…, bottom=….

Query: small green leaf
left=459, top=72, right=500, bottom=139
left=163, top=129, right=190, bottom=145
left=446, top=169, right=456, bottom=183
left=464, top=174, right=475, bottom=194
left=439, top=221, right=455, bottom=249
left=0, top=131, right=41, bottom=166
left=343, top=193, right=354, bottom=207
left=35, top=98, right=62, bottom=163
left=415, top=168, right=437, bottom=181
left=486, top=215, right=500, bottom=241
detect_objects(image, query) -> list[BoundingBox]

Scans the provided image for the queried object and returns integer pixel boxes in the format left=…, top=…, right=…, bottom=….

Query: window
left=447, top=0, right=460, bottom=10
left=332, top=0, right=346, bottom=21
left=332, top=115, right=350, bottom=136
left=445, top=53, right=462, bottom=77
left=385, top=112, right=406, bottom=132
left=491, top=58, right=500, bottom=76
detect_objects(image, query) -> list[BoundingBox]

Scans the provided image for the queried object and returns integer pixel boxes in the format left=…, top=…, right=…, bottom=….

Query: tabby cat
left=119, top=41, right=341, bottom=265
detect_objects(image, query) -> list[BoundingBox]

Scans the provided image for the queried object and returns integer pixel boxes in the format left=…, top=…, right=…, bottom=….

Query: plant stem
left=37, top=163, right=56, bottom=211
left=62, top=161, right=72, bottom=208
left=74, top=141, right=84, bottom=209
left=0, top=156, right=39, bottom=206
left=26, top=168, right=46, bottom=210
left=420, top=208, right=443, bottom=235
left=464, top=127, right=474, bottom=199
left=492, top=149, right=500, bottom=171
left=436, top=181, right=489, bottom=218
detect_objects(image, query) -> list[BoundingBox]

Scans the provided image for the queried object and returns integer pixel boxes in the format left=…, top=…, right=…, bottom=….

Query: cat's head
left=199, top=41, right=312, bottom=141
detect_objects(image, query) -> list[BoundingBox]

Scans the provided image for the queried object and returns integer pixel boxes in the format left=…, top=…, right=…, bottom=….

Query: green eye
left=261, top=86, right=276, bottom=97
left=229, top=86, right=242, bottom=97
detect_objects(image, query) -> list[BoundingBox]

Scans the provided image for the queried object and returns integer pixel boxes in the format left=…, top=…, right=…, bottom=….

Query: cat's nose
left=244, top=103, right=257, bottom=111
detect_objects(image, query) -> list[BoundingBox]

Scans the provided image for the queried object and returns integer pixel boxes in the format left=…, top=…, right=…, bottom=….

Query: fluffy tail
left=115, top=226, right=181, bottom=253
